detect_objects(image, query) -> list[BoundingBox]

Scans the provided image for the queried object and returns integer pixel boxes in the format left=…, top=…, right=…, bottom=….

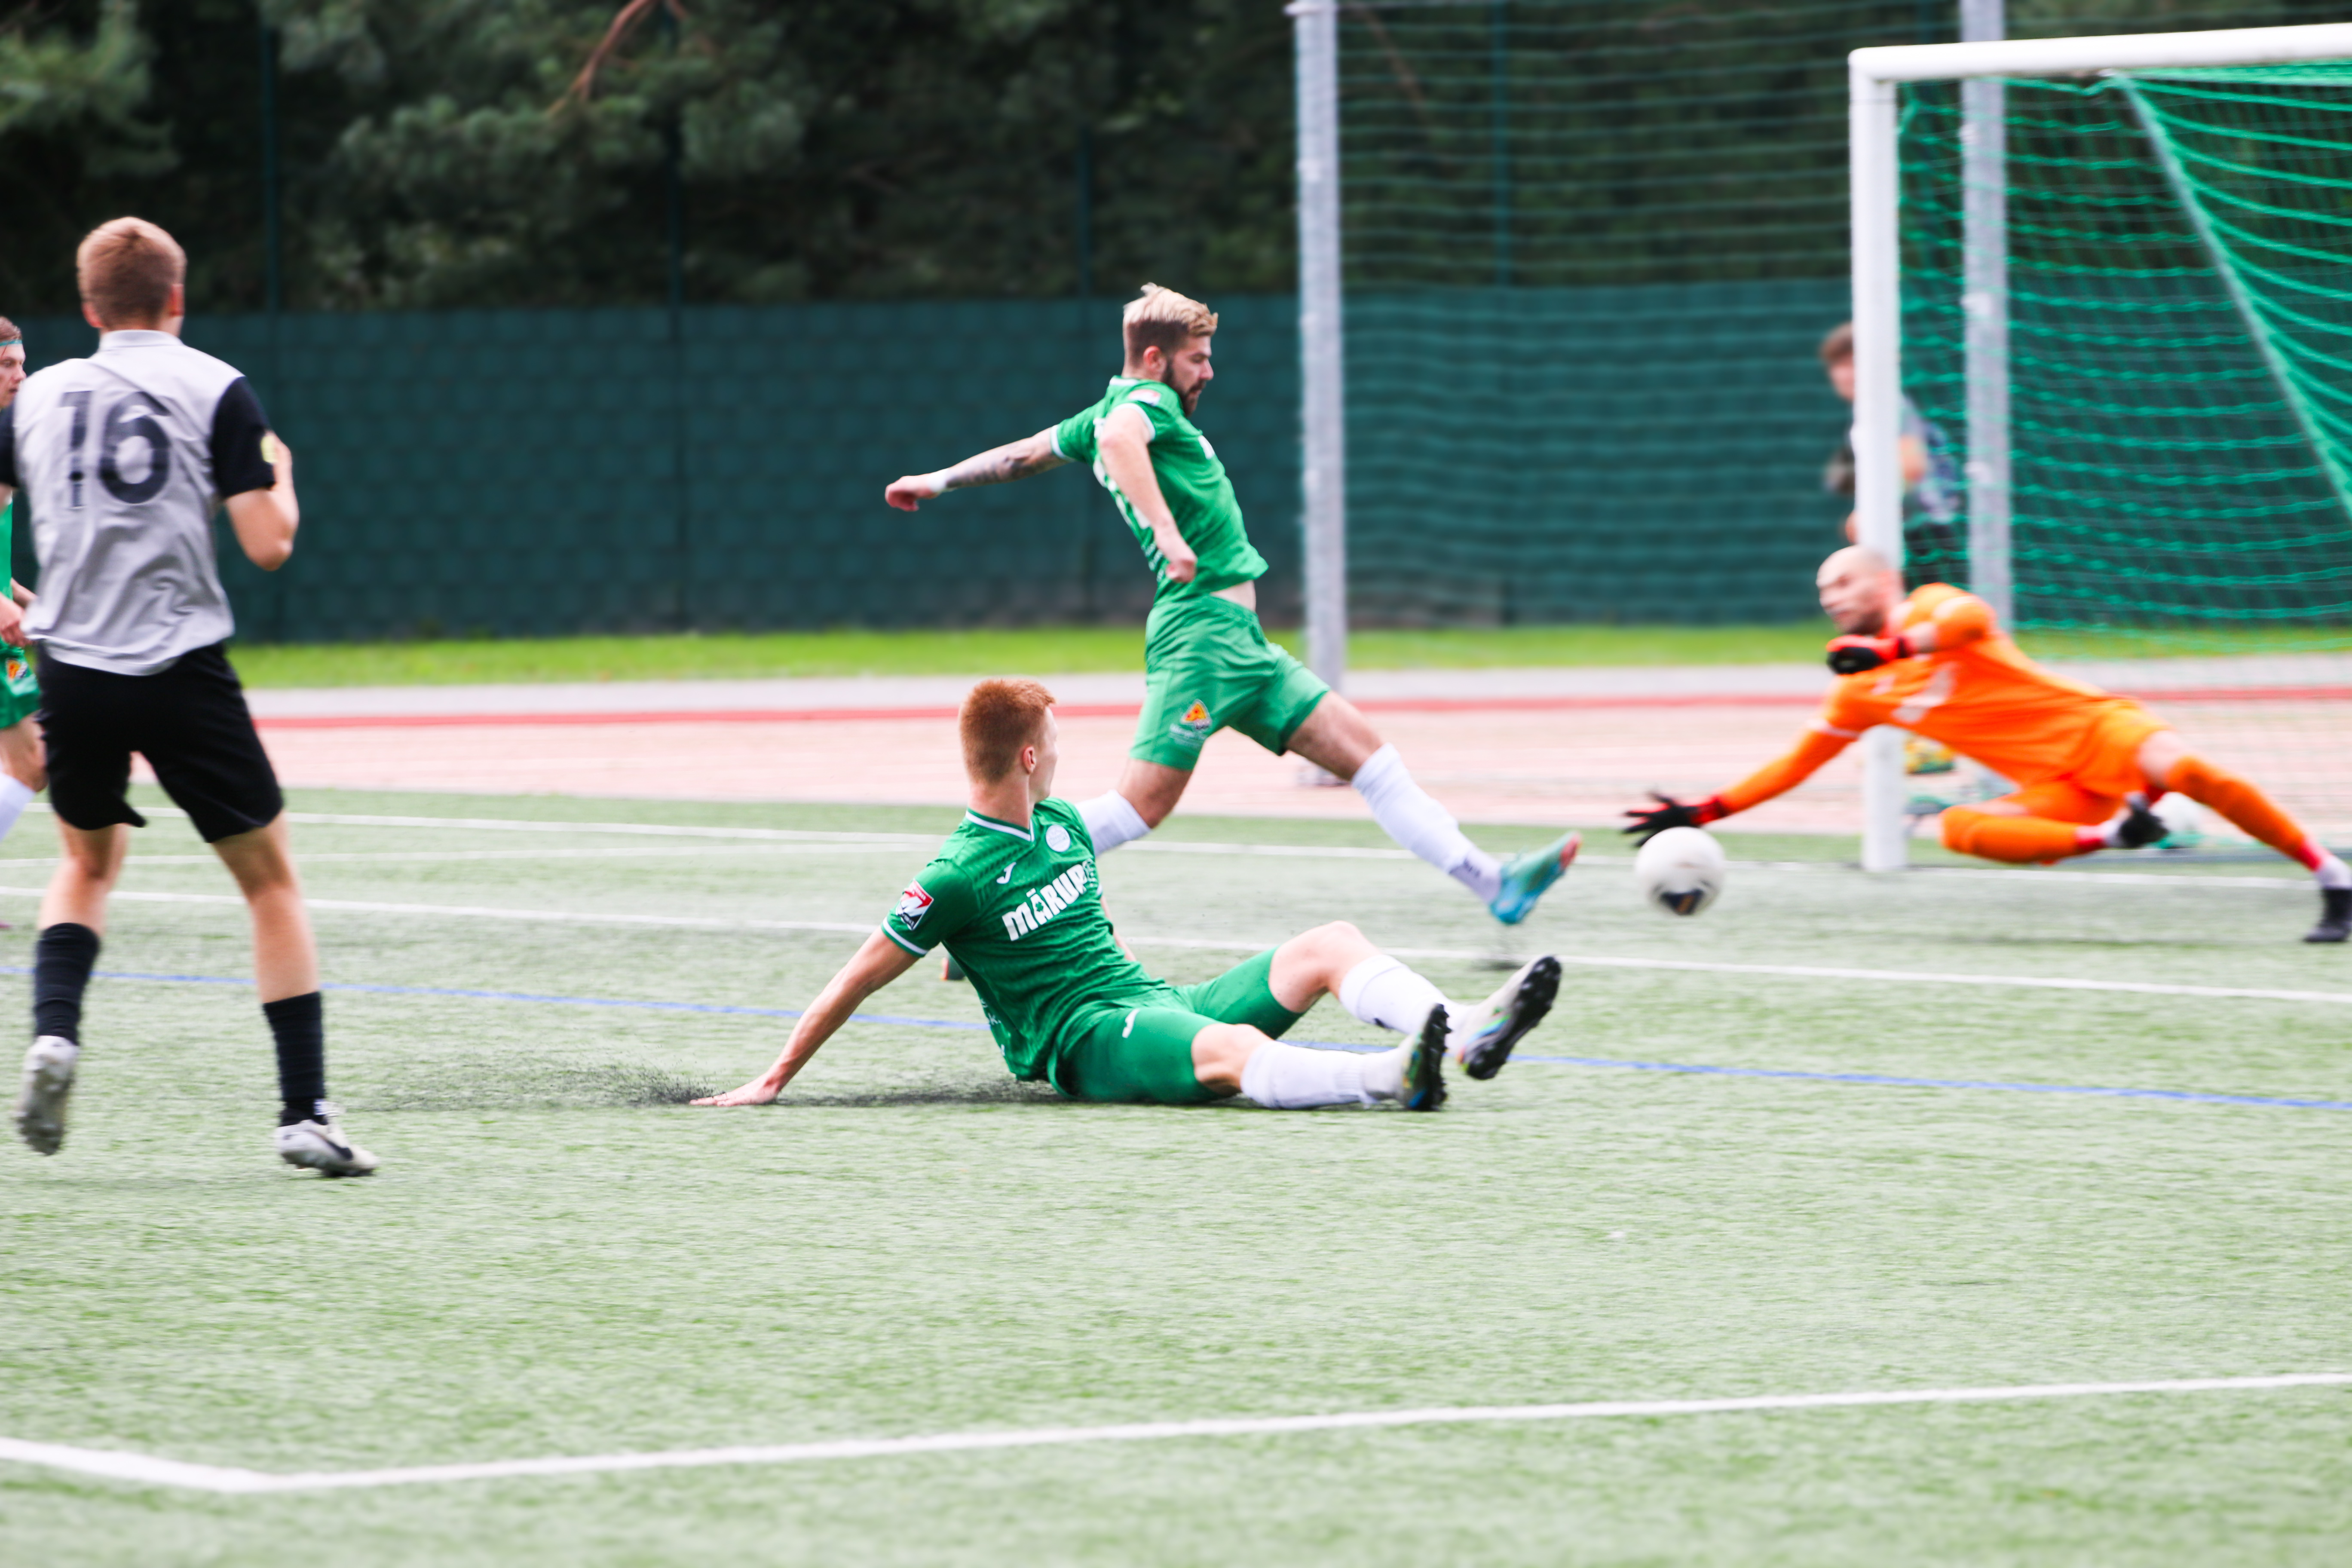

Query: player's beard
left=1179, top=379, right=1204, bottom=416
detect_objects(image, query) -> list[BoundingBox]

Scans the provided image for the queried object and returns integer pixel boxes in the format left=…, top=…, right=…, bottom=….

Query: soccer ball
left=1634, top=826, right=1726, bottom=917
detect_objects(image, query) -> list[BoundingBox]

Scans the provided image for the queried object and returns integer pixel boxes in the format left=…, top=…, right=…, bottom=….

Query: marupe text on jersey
left=1001, top=863, right=1094, bottom=940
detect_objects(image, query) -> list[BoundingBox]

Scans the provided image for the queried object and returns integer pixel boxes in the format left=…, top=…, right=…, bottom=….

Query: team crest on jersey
left=894, top=882, right=934, bottom=928
left=1044, top=824, right=1072, bottom=853
left=1170, top=700, right=1212, bottom=748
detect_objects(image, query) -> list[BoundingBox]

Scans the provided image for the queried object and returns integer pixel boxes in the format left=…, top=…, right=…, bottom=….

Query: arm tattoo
left=939, top=438, right=1065, bottom=492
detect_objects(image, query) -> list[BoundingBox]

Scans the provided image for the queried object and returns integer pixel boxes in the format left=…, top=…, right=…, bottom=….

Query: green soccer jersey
left=1052, top=376, right=1269, bottom=604
left=879, top=797, right=1172, bottom=1079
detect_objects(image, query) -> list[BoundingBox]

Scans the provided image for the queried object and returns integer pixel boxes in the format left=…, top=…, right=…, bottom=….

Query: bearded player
left=883, top=284, right=1578, bottom=927
left=1626, top=546, right=2352, bottom=943
left=696, top=678, right=1562, bottom=1113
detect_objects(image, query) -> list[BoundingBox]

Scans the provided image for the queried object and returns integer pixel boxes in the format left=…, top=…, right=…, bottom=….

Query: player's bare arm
left=693, top=932, right=921, bottom=1106
left=1093, top=403, right=1197, bottom=583
left=885, top=428, right=1067, bottom=510
left=224, top=433, right=298, bottom=570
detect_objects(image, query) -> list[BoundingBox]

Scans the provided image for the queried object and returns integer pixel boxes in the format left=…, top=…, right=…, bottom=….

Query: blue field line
left=13, top=965, right=2350, bottom=1113
left=0, top=966, right=988, bottom=1035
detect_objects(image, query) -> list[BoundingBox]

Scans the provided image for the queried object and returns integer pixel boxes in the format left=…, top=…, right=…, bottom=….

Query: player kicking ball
left=1626, top=546, right=2352, bottom=943
left=883, top=284, right=1578, bottom=926
left=696, top=679, right=1561, bottom=1112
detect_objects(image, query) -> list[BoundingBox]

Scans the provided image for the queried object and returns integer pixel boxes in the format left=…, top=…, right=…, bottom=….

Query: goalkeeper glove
left=1623, top=792, right=1728, bottom=845
left=1825, top=632, right=1914, bottom=674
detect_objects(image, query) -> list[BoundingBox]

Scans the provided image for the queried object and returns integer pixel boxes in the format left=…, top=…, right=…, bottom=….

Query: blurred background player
left=1626, top=546, right=2352, bottom=943
left=883, top=284, right=1579, bottom=927
left=1, top=219, right=377, bottom=1171
left=695, top=678, right=1562, bottom=1112
left=0, top=318, right=49, bottom=891
left=1819, top=321, right=1961, bottom=577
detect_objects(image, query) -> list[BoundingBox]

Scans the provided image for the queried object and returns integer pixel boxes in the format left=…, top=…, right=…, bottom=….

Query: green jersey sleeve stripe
left=880, top=925, right=929, bottom=957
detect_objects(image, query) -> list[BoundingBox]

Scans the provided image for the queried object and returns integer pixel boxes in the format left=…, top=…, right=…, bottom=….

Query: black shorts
left=37, top=643, right=284, bottom=844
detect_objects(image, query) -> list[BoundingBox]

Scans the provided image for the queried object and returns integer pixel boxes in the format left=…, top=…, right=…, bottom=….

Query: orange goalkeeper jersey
left=1720, top=584, right=2157, bottom=813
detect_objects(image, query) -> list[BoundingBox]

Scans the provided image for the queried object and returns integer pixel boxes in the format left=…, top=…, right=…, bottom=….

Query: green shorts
left=1048, top=947, right=1307, bottom=1105
left=0, top=643, right=40, bottom=731
left=1132, top=596, right=1330, bottom=772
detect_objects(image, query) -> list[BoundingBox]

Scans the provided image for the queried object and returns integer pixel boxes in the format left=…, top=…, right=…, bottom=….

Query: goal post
left=1848, top=22, right=2352, bottom=872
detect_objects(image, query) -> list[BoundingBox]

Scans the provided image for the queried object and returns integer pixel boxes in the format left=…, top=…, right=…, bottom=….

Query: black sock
left=33, top=923, right=101, bottom=1044
left=264, top=992, right=328, bottom=1126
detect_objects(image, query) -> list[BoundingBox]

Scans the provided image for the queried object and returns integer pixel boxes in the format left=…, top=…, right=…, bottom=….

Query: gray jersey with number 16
left=0, top=329, right=277, bottom=676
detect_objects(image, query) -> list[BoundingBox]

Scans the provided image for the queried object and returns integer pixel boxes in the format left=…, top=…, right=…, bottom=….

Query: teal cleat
left=1400, top=1005, right=1449, bottom=1112
left=1487, top=830, right=1581, bottom=925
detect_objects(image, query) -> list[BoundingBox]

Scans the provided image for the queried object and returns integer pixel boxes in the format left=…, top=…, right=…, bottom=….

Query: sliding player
left=0, top=318, right=49, bottom=870
left=882, top=284, right=1578, bottom=926
left=696, top=679, right=1562, bottom=1112
left=1627, top=547, right=2352, bottom=943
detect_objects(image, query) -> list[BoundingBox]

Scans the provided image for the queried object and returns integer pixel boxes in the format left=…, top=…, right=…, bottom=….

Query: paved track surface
left=219, top=658, right=2352, bottom=837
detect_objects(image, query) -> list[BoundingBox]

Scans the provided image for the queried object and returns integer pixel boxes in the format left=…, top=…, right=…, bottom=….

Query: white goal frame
left=1848, top=22, right=2352, bottom=871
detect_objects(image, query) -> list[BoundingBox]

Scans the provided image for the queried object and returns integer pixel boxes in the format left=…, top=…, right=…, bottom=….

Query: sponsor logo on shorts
left=1169, top=699, right=1212, bottom=749
left=894, top=882, right=934, bottom=928
left=1001, top=864, right=1092, bottom=942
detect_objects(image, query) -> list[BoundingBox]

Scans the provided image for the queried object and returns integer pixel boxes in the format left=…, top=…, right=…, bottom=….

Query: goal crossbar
left=1847, top=23, right=2352, bottom=873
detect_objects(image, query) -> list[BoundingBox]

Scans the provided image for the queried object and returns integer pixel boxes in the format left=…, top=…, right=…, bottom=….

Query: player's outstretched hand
left=1826, top=633, right=1911, bottom=674
left=884, top=474, right=940, bottom=511
left=1623, top=791, right=1727, bottom=845
left=692, top=1078, right=782, bottom=1107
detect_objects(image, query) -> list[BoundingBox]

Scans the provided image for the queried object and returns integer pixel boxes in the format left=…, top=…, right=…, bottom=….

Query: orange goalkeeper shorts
left=2051, top=701, right=2169, bottom=803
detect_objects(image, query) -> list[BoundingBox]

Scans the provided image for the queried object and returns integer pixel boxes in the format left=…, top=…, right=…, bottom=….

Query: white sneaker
left=15, top=1036, right=80, bottom=1156
left=275, top=1105, right=380, bottom=1176
left=1452, top=956, right=1562, bottom=1081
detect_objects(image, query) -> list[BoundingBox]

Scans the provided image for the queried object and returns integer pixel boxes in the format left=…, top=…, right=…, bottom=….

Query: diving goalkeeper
left=881, top=283, right=1577, bottom=926
left=695, top=678, right=1561, bottom=1112
left=1624, top=547, right=2352, bottom=943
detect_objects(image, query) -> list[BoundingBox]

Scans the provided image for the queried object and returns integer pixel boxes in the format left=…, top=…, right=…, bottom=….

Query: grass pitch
left=3, top=788, right=2350, bottom=1564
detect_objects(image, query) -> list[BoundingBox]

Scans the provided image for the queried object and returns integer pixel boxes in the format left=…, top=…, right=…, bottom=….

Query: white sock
left=0, top=776, right=34, bottom=848
left=1238, top=1042, right=1370, bottom=1109
left=1077, top=791, right=1152, bottom=854
left=2314, top=849, right=2352, bottom=891
left=1357, top=1043, right=1415, bottom=1102
left=1349, top=744, right=1501, bottom=901
left=1339, top=955, right=1446, bottom=1035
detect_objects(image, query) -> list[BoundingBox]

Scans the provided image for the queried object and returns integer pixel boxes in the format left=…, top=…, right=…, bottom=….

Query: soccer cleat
left=1399, top=1005, right=1449, bottom=1112
left=14, top=1036, right=79, bottom=1156
left=1454, top=956, right=1562, bottom=1081
left=275, top=1106, right=380, bottom=1177
left=2106, top=795, right=2169, bottom=851
left=2306, top=887, right=2351, bottom=944
left=941, top=952, right=967, bottom=983
left=1488, top=830, right=1581, bottom=925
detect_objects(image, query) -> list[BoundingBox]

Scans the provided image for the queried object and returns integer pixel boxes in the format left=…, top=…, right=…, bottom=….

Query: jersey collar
left=963, top=809, right=1034, bottom=842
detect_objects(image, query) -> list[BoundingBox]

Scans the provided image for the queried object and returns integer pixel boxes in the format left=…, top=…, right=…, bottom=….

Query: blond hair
left=1123, top=283, right=1217, bottom=366
left=77, top=217, right=186, bottom=329
left=960, top=678, right=1057, bottom=784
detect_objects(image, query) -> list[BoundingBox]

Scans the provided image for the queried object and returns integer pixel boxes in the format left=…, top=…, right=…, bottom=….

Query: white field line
left=0, top=885, right=2340, bottom=1008
left=3, top=1373, right=2346, bottom=1495
left=0, top=844, right=931, bottom=870
left=28, top=803, right=2310, bottom=883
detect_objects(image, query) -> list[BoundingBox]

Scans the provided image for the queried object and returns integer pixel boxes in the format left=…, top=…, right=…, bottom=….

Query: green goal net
left=1899, top=61, right=2352, bottom=839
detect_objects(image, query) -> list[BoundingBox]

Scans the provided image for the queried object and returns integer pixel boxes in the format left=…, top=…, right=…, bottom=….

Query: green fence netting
left=1899, top=65, right=2352, bottom=647
left=14, top=299, right=1301, bottom=643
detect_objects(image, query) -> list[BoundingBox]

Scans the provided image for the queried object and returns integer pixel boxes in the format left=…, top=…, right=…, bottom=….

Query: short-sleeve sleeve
left=880, top=860, right=975, bottom=956
left=208, top=379, right=276, bottom=499
left=1113, top=382, right=1182, bottom=442
left=1051, top=407, right=1098, bottom=466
